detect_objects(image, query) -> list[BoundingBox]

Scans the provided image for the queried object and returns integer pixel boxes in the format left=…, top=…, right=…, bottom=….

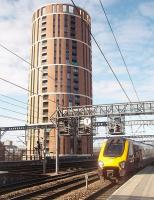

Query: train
left=98, top=137, right=154, bottom=182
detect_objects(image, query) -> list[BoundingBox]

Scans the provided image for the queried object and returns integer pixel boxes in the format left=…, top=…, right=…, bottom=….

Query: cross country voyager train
left=98, top=137, right=154, bottom=181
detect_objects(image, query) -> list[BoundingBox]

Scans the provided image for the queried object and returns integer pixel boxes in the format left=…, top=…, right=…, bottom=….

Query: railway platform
left=108, top=166, right=154, bottom=200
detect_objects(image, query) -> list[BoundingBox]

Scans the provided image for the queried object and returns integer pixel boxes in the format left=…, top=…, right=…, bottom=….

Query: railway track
left=0, top=168, right=97, bottom=199
left=1, top=167, right=145, bottom=199
left=8, top=172, right=99, bottom=200
left=56, top=172, right=136, bottom=199
left=83, top=179, right=126, bottom=200
left=1, top=158, right=97, bottom=175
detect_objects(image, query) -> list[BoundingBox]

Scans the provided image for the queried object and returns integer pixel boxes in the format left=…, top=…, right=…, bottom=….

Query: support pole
left=43, top=128, right=47, bottom=174
left=56, top=126, right=59, bottom=174
left=0, top=130, right=1, bottom=143
left=25, top=127, right=27, bottom=160
left=74, top=118, right=77, bottom=154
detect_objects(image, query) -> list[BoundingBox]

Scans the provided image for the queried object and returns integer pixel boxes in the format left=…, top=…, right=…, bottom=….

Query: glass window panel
left=63, top=5, right=67, bottom=12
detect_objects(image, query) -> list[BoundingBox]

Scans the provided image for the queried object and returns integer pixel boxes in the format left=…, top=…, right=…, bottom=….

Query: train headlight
left=98, top=161, right=104, bottom=168
left=119, top=161, right=126, bottom=169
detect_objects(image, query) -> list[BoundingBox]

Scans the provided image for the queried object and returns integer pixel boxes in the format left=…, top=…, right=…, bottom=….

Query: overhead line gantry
left=54, top=101, right=154, bottom=119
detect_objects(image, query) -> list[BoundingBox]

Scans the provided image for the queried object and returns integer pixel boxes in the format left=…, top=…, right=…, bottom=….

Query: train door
left=133, top=145, right=142, bottom=169
left=127, top=141, right=134, bottom=172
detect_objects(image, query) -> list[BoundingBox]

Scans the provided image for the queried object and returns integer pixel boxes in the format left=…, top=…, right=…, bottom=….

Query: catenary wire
left=70, top=0, right=153, bottom=136
left=0, top=76, right=65, bottom=124
left=0, top=95, right=56, bottom=122
left=0, top=93, right=52, bottom=117
left=0, top=3, right=138, bottom=109
left=0, top=98, right=47, bottom=122
left=98, top=0, right=140, bottom=102
left=0, top=78, right=61, bottom=123
left=0, top=76, right=61, bottom=105
left=98, top=0, right=141, bottom=133
left=0, top=3, right=148, bottom=135
left=0, top=114, right=26, bottom=122
left=98, top=0, right=153, bottom=134
left=70, top=0, right=131, bottom=103
left=0, top=106, right=26, bottom=116
left=0, top=43, right=67, bottom=89
left=70, top=0, right=151, bottom=138
left=0, top=42, right=91, bottom=108
left=0, top=19, right=93, bottom=108
left=0, top=99, right=27, bottom=110
left=0, top=43, right=64, bottom=107
left=0, top=42, right=88, bottom=108
left=0, top=94, right=27, bottom=105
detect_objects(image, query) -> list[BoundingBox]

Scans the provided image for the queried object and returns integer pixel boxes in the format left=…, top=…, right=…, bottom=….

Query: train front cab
left=98, top=138, right=154, bottom=182
left=98, top=138, right=129, bottom=181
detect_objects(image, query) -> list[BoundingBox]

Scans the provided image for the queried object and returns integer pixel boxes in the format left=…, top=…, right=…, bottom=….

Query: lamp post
left=0, top=130, right=1, bottom=143
left=55, top=122, right=59, bottom=174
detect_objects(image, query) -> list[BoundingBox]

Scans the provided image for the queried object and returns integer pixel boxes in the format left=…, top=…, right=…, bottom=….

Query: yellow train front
left=98, top=137, right=154, bottom=181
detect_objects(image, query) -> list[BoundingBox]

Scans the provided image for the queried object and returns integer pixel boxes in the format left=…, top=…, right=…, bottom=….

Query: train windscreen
left=104, top=138, right=125, bottom=157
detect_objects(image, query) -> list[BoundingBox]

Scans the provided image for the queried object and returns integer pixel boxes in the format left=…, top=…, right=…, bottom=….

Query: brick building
left=27, top=3, right=92, bottom=159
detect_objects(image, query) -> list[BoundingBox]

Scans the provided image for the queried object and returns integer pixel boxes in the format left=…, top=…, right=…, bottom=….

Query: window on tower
left=53, top=5, right=57, bottom=13
left=42, top=40, right=47, bottom=47
left=58, top=15, right=60, bottom=37
left=54, top=39, right=57, bottom=63
left=59, top=39, right=61, bottom=63
left=42, top=46, right=47, bottom=52
left=66, top=40, right=69, bottom=64
left=41, top=27, right=46, bottom=33
left=53, top=15, right=56, bottom=37
left=70, top=16, right=76, bottom=38
left=63, top=5, right=67, bottom=12
left=72, top=41, right=77, bottom=65
left=43, top=95, right=48, bottom=100
left=69, top=6, right=74, bottom=13
left=42, top=21, right=46, bottom=27
left=43, top=117, right=48, bottom=123
left=42, top=87, right=47, bottom=93
left=75, top=95, right=80, bottom=105
left=42, top=16, right=46, bottom=21
left=41, top=7, right=46, bottom=15
left=41, top=34, right=46, bottom=39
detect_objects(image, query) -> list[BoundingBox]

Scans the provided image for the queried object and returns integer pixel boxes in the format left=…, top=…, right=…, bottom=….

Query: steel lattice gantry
left=0, top=123, right=55, bottom=132
left=0, top=123, right=55, bottom=141
left=94, top=120, right=154, bottom=127
left=55, top=101, right=154, bottom=119
left=94, top=134, right=154, bottom=140
left=1, top=120, right=154, bottom=132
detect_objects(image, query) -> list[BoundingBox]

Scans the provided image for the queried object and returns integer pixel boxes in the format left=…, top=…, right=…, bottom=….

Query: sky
left=0, top=0, right=154, bottom=146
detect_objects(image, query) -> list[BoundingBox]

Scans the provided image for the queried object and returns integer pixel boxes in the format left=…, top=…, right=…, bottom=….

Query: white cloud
left=0, top=0, right=32, bottom=96
left=139, top=1, right=154, bottom=19
left=93, top=79, right=135, bottom=103
left=115, top=18, right=153, bottom=47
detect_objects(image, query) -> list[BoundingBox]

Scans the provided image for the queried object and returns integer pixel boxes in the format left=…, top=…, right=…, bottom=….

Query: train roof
left=105, top=136, right=154, bottom=148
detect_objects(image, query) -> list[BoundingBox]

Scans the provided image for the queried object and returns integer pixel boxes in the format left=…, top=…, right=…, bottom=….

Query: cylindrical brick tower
left=27, top=3, right=92, bottom=159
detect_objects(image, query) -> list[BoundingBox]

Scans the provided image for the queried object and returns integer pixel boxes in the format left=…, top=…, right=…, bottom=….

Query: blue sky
left=0, top=0, right=154, bottom=146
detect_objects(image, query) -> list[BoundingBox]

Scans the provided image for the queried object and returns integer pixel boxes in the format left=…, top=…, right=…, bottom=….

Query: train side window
left=133, top=145, right=139, bottom=156
left=128, top=142, right=134, bottom=157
